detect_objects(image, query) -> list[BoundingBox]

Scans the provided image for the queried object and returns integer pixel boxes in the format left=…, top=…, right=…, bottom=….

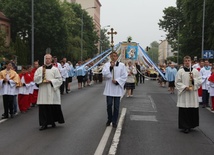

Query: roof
left=96, top=0, right=102, bottom=7
left=0, top=12, right=10, bottom=22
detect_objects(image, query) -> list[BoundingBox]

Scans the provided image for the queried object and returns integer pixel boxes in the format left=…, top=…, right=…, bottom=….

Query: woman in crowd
left=125, top=60, right=137, bottom=97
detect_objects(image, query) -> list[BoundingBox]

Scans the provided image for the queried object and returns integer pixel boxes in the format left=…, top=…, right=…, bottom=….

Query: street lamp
left=99, top=25, right=110, bottom=54
left=201, top=0, right=206, bottom=58
left=81, top=6, right=96, bottom=62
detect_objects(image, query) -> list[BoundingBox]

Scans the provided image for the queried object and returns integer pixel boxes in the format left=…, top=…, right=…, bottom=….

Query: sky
left=100, top=0, right=176, bottom=48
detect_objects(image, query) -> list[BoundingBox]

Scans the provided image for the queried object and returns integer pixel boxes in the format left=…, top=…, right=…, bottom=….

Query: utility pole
left=31, top=0, right=34, bottom=65
left=201, top=0, right=206, bottom=58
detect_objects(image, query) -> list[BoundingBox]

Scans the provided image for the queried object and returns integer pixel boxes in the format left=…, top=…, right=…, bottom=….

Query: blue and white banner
left=126, top=45, right=138, bottom=60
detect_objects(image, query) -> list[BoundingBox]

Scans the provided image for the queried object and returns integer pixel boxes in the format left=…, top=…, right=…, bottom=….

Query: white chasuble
left=34, top=66, right=62, bottom=105
left=102, top=62, right=128, bottom=97
left=175, top=68, right=202, bottom=108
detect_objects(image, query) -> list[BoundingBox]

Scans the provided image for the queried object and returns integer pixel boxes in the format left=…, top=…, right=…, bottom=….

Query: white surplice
left=200, top=67, right=211, bottom=90
left=18, top=76, right=31, bottom=95
left=102, top=62, right=128, bottom=97
left=0, top=70, right=20, bottom=95
left=34, top=66, right=62, bottom=105
left=175, top=68, right=202, bottom=108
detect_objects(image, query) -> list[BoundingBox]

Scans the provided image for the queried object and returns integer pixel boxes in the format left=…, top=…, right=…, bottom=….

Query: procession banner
left=125, top=43, right=138, bottom=60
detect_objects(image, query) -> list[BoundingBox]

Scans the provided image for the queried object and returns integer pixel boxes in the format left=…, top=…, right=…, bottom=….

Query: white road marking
left=0, top=113, right=19, bottom=124
left=0, top=118, right=7, bottom=124
left=130, top=115, right=157, bottom=122
left=108, top=108, right=127, bottom=155
left=206, top=107, right=214, bottom=113
left=148, top=95, right=157, bottom=112
left=94, top=126, right=113, bottom=155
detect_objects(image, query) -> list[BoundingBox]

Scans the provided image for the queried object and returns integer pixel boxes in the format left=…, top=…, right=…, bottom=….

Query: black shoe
left=10, top=114, right=14, bottom=118
left=52, top=123, right=56, bottom=128
left=2, top=113, right=4, bottom=116
left=202, top=105, right=205, bottom=108
left=182, top=129, right=190, bottom=134
left=106, top=121, right=111, bottom=126
left=112, top=123, right=117, bottom=128
left=2, top=116, right=8, bottom=119
left=39, top=125, right=47, bottom=131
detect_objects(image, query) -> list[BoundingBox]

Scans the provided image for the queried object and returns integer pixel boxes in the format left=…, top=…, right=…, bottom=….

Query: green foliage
left=100, top=28, right=110, bottom=52
left=0, top=30, right=6, bottom=52
left=0, top=0, right=99, bottom=64
left=14, top=36, right=28, bottom=65
left=147, top=41, right=159, bottom=64
left=159, top=0, right=214, bottom=61
left=127, top=36, right=132, bottom=43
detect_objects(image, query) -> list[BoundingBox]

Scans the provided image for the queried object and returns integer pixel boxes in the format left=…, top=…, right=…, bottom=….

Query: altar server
left=102, top=52, right=127, bottom=128
left=0, top=61, right=20, bottom=119
left=18, top=66, right=32, bottom=112
left=30, top=61, right=40, bottom=106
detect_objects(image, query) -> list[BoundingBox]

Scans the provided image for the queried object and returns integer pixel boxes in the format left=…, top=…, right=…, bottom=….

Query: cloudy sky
left=100, top=0, right=176, bottom=48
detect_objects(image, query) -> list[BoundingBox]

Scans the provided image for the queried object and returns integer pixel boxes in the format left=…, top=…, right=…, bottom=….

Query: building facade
left=0, top=12, right=10, bottom=47
left=158, top=40, right=173, bottom=64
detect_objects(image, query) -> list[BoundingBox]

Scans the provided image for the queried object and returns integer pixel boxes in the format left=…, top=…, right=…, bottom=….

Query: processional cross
left=107, top=28, right=117, bottom=51
left=107, top=28, right=117, bottom=80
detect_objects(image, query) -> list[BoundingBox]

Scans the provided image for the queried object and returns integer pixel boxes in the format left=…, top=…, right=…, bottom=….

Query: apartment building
left=158, top=40, right=173, bottom=64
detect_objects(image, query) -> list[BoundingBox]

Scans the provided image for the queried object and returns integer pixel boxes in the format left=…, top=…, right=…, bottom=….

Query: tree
left=0, top=0, right=69, bottom=63
left=13, top=36, right=28, bottom=65
left=100, top=28, right=110, bottom=52
left=147, top=41, right=159, bottom=64
left=159, top=0, right=214, bottom=60
left=0, top=30, right=6, bottom=54
left=0, top=0, right=99, bottom=64
left=70, top=3, right=98, bottom=60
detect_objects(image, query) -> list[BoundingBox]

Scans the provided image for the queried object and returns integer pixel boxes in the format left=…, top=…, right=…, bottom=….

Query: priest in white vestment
left=102, top=52, right=127, bottom=128
left=34, top=54, right=64, bottom=131
left=175, top=56, right=202, bottom=133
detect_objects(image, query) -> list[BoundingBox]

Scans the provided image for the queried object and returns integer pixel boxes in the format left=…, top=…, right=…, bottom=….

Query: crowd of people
left=158, top=58, right=214, bottom=111
left=0, top=56, right=85, bottom=116
left=1, top=53, right=213, bottom=133
left=157, top=57, right=214, bottom=133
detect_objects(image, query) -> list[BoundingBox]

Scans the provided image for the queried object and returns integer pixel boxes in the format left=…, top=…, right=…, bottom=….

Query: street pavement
left=117, top=79, right=214, bottom=155
left=0, top=79, right=214, bottom=155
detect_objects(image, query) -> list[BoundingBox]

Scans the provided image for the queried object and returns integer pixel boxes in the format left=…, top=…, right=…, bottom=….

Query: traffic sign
left=203, top=50, right=214, bottom=59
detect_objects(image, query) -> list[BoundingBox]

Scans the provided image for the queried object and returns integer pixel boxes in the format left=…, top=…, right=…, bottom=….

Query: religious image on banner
left=126, top=45, right=138, bottom=60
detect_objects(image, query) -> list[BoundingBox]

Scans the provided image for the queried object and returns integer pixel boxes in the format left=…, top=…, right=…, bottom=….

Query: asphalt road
left=0, top=80, right=108, bottom=155
left=117, top=79, right=214, bottom=155
left=0, top=79, right=214, bottom=155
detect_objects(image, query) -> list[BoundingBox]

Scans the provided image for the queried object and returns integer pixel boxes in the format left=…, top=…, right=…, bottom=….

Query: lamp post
left=31, top=0, right=34, bottom=65
left=81, top=6, right=96, bottom=62
left=99, top=25, right=110, bottom=54
left=177, top=21, right=180, bottom=65
left=201, top=0, right=206, bottom=58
